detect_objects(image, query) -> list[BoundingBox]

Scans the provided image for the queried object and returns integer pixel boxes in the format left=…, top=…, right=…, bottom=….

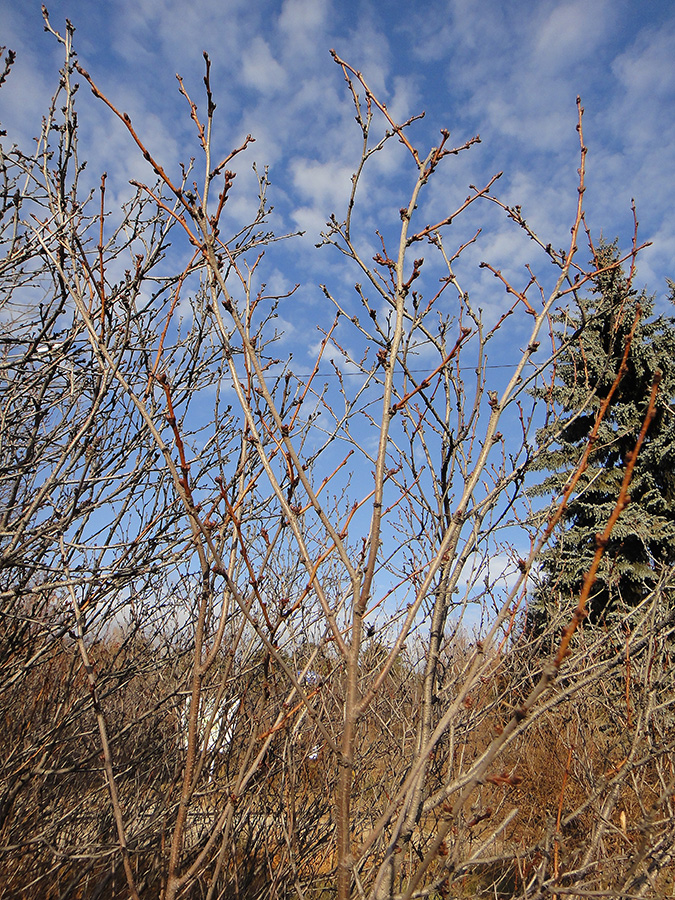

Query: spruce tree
left=529, top=244, right=675, bottom=624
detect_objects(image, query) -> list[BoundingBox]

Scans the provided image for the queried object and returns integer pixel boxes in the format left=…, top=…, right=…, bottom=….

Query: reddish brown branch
left=554, top=369, right=662, bottom=668
left=157, top=373, right=194, bottom=504
left=542, top=305, right=643, bottom=551
left=75, top=63, right=185, bottom=201
left=409, top=172, right=501, bottom=244
left=146, top=250, right=200, bottom=398
left=479, top=261, right=537, bottom=316
left=176, top=73, right=207, bottom=150
left=330, top=50, right=422, bottom=166
left=392, top=328, right=472, bottom=412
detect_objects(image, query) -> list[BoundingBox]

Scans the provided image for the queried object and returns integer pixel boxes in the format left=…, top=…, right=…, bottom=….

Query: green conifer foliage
left=530, top=244, right=675, bottom=623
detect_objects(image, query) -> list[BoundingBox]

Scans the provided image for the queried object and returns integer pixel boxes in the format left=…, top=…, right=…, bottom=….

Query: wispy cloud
left=2, top=0, right=673, bottom=311
left=241, top=36, right=288, bottom=93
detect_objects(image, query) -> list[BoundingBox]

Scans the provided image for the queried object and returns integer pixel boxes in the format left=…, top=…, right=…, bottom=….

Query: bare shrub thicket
left=1, top=13, right=674, bottom=900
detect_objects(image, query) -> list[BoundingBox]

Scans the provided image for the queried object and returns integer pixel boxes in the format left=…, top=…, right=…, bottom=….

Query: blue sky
left=2, top=1, right=674, bottom=625
left=2, top=0, right=674, bottom=307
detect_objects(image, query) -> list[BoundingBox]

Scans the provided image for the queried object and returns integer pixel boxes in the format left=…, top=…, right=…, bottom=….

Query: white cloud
left=3, top=0, right=674, bottom=337
left=241, top=36, right=288, bottom=93
left=279, top=0, right=328, bottom=38
left=290, top=157, right=354, bottom=217
left=337, top=16, right=391, bottom=97
left=115, top=0, right=249, bottom=68
left=612, top=23, right=675, bottom=100
left=291, top=204, right=329, bottom=237
left=533, top=0, right=610, bottom=69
